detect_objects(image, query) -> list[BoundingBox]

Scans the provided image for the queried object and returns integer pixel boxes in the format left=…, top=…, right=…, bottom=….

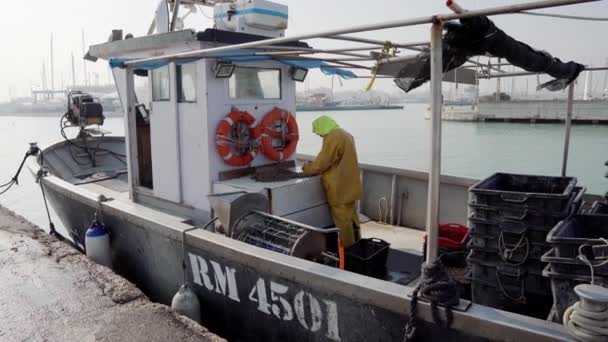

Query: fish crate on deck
left=469, top=173, right=578, bottom=215
left=542, top=248, right=608, bottom=278
left=467, top=234, right=550, bottom=261
left=546, top=214, right=608, bottom=258
left=467, top=174, right=582, bottom=314
left=468, top=216, right=554, bottom=246
left=467, top=249, right=552, bottom=318
left=590, top=201, right=608, bottom=215
left=543, top=264, right=608, bottom=324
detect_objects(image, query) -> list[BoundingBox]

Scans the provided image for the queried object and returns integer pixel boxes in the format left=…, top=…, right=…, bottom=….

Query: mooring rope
left=403, top=258, right=460, bottom=341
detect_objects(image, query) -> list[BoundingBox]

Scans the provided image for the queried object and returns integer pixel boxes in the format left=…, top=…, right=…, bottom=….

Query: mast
left=50, top=33, right=55, bottom=97
left=71, top=52, right=76, bottom=88
left=603, top=58, right=608, bottom=97
left=495, top=58, right=501, bottom=101
left=82, top=29, right=88, bottom=86
left=42, top=61, right=47, bottom=91
left=583, top=70, right=592, bottom=100
left=510, top=66, right=516, bottom=98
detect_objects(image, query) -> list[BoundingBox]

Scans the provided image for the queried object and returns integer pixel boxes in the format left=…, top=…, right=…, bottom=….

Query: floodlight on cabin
left=215, top=62, right=236, bottom=78
left=289, top=67, right=308, bottom=82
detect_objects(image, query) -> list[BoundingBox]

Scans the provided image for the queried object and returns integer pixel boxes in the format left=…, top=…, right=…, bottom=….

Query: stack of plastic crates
left=467, top=172, right=582, bottom=316
left=543, top=214, right=608, bottom=323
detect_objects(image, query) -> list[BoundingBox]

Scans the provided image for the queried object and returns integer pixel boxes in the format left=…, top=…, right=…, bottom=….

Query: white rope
left=577, top=238, right=608, bottom=285
left=522, top=11, right=608, bottom=22
left=564, top=302, right=608, bottom=341
left=563, top=240, right=608, bottom=341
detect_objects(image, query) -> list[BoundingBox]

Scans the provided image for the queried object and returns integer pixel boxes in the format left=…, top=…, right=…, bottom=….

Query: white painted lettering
left=324, top=300, right=341, bottom=341
left=189, top=253, right=214, bottom=291
left=294, top=291, right=323, bottom=332
left=270, top=281, right=293, bottom=321
left=210, top=260, right=241, bottom=302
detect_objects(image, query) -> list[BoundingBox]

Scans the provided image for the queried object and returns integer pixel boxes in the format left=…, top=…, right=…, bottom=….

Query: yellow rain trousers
left=302, top=117, right=362, bottom=247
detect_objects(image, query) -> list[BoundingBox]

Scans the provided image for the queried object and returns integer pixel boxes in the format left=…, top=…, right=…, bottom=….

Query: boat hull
left=30, top=140, right=571, bottom=342
left=41, top=179, right=489, bottom=341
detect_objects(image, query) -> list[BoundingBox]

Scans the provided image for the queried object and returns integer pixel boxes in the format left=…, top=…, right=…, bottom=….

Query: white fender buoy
left=85, top=220, right=112, bottom=268
left=171, top=283, right=202, bottom=323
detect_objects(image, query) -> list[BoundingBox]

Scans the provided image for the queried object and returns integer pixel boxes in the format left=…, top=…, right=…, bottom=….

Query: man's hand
left=302, top=162, right=315, bottom=176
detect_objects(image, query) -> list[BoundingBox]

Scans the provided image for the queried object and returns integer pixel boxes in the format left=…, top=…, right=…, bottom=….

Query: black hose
left=0, top=145, right=41, bottom=196
left=59, top=113, right=127, bottom=165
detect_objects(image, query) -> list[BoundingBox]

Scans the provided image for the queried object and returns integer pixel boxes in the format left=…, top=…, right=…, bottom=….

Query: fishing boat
left=27, top=0, right=608, bottom=341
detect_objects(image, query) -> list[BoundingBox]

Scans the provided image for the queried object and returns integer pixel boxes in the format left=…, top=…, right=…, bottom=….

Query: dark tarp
left=394, top=16, right=585, bottom=93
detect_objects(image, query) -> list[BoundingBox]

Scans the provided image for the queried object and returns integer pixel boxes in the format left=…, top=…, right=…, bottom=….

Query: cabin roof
left=196, top=29, right=310, bottom=49
left=87, top=28, right=309, bottom=62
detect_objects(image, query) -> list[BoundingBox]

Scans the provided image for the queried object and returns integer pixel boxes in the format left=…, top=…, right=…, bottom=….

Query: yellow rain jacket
left=302, top=116, right=362, bottom=246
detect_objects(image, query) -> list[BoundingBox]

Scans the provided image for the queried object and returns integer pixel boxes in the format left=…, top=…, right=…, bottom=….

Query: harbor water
left=0, top=103, right=606, bottom=233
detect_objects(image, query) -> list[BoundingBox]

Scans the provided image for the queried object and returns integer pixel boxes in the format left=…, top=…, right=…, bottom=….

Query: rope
left=403, top=259, right=460, bottom=341
left=366, top=41, right=396, bottom=92
left=498, top=231, right=530, bottom=266
left=36, top=164, right=59, bottom=239
left=521, top=11, right=608, bottom=22
left=562, top=240, right=608, bottom=340
left=564, top=301, right=608, bottom=341
left=495, top=269, right=526, bottom=303
left=577, top=239, right=608, bottom=285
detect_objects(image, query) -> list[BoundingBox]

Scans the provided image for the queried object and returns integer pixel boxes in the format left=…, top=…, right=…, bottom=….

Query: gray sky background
left=1, top=0, right=607, bottom=101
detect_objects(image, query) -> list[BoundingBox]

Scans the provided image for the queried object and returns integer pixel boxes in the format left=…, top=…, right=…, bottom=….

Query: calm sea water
left=0, top=104, right=606, bottom=233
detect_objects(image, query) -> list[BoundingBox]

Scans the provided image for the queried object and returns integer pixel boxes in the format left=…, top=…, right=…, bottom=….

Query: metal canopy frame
left=125, top=0, right=601, bottom=264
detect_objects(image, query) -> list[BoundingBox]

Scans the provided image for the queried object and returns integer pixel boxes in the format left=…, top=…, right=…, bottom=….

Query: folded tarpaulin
left=393, top=15, right=585, bottom=93
left=109, top=51, right=356, bottom=79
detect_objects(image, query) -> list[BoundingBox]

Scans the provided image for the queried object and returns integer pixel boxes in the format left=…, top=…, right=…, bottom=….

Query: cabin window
left=177, top=63, right=197, bottom=103
left=152, top=66, right=170, bottom=101
left=229, top=67, right=281, bottom=100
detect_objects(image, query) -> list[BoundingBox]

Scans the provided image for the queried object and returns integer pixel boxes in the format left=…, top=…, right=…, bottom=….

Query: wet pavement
left=0, top=206, right=224, bottom=342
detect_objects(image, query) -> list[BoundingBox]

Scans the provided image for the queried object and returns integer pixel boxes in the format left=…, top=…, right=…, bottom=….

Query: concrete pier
left=0, top=206, right=224, bottom=342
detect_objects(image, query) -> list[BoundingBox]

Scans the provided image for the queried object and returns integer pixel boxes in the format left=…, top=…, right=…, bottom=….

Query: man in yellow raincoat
left=302, top=116, right=362, bottom=247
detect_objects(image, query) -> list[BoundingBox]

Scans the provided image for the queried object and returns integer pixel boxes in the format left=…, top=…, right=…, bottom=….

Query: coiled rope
left=403, top=258, right=460, bottom=341
left=563, top=240, right=608, bottom=341
left=564, top=301, right=608, bottom=342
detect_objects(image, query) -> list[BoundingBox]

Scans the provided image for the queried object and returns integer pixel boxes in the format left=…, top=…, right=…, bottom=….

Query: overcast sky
left=1, top=0, right=607, bottom=101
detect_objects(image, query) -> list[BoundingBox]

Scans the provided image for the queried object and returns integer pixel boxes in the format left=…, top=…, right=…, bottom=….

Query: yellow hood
left=312, top=115, right=339, bottom=136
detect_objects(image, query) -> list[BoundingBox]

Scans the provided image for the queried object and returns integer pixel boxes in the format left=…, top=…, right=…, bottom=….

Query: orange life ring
left=215, top=110, right=260, bottom=167
left=259, top=107, right=299, bottom=161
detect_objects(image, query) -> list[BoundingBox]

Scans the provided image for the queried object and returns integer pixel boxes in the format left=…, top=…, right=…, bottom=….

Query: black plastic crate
left=469, top=204, right=564, bottom=228
left=467, top=253, right=549, bottom=295
left=470, top=280, right=553, bottom=319
left=543, top=264, right=608, bottom=324
left=469, top=173, right=577, bottom=215
left=468, top=216, right=551, bottom=245
left=345, top=238, right=390, bottom=277
left=546, top=214, right=608, bottom=258
left=541, top=248, right=608, bottom=277
left=468, top=233, right=550, bottom=261
left=590, top=201, right=608, bottom=215
left=467, top=248, right=546, bottom=273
